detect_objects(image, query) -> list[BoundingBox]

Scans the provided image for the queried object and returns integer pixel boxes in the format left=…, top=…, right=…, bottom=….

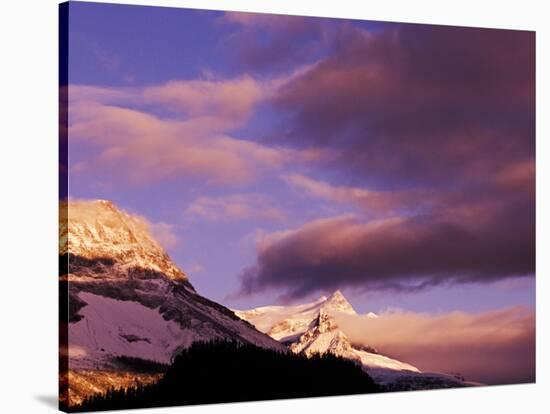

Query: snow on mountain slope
left=68, top=287, right=284, bottom=371
left=69, top=292, right=194, bottom=368
left=60, top=200, right=286, bottom=405
left=235, top=290, right=368, bottom=344
left=235, top=291, right=471, bottom=390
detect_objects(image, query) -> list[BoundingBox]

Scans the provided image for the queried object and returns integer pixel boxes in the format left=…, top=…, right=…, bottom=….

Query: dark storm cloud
left=272, top=23, right=535, bottom=188
left=240, top=191, right=534, bottom=300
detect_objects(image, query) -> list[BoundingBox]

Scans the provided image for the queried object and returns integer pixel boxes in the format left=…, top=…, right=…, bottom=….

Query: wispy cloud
left=69, top=77, right=322, bottom=186
left=185, top=193, right=287, bottom=222
left=283, top=173, right=432, bottom=215
left=187, top=263, right=205, bottom=274
left=221, top=11, right=328, bottom=73
left=148, top=221, right=179, bottom=249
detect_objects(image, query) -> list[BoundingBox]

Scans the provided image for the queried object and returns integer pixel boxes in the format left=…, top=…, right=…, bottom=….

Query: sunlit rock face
left=60, top=200, right=188, bottom=282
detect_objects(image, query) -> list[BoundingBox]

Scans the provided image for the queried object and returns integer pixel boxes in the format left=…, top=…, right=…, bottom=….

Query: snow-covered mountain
left=235, top=291, right=473, bottom=390
left=60, top=200, right=285, bottom=406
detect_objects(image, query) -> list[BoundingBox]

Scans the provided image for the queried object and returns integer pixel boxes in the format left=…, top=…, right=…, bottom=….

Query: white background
left=0, top=0, right=547, bottom=412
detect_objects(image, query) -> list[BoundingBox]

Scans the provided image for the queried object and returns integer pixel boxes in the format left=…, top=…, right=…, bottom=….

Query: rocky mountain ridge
left=236, top=291, right=473, bottom=390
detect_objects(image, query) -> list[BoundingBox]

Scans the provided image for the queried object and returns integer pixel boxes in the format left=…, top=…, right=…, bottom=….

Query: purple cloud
left=240, top=197, right=534, bottom=299
left=271, top=24, right=535, bottom=188
left=237, top=23, right=535, bottom=300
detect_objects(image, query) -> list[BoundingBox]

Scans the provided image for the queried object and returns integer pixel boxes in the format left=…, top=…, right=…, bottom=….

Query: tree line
left=71, top=340, right=381, bottom=412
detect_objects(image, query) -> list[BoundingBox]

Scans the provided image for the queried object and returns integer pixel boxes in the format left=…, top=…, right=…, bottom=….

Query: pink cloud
left=69, top=79, right=319, bottom=185
left=142, top=76, right=265, bottom=127
left=147, top=221, right=179, bottom=249
left=334, top=306, right=535, bottom=385
left=185, top=194, right=286, bottom=222
left=187, top=263, right=205, bottom=274
left=283, top=173, right=433, bottom=215
left=493, top=159, right=535, bottom=192
left=220, top=11, right=329, bottom=72
left=223, top=11, right=316, bottom=31
left=70, top=103, right=253, bottom=184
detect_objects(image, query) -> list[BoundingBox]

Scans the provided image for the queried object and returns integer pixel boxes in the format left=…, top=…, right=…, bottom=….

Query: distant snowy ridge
left=235, top=291, right=473, bottom=390
left=235, top=290, right=374, bottom=343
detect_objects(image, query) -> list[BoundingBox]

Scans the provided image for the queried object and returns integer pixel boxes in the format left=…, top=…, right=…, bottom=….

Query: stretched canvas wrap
left=59, top=1, right=536, bottom=411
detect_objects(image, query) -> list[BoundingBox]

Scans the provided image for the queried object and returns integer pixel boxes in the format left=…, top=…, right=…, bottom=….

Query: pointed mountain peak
left=321, top=289, right=356, bottom=315
left=291, top=306, right=354, bottom=356
left=328, top=289, right=345, bottom=301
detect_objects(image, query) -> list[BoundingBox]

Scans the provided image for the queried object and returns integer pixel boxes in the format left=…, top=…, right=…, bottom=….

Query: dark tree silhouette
left=72, top=340, right=381, bottom=412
